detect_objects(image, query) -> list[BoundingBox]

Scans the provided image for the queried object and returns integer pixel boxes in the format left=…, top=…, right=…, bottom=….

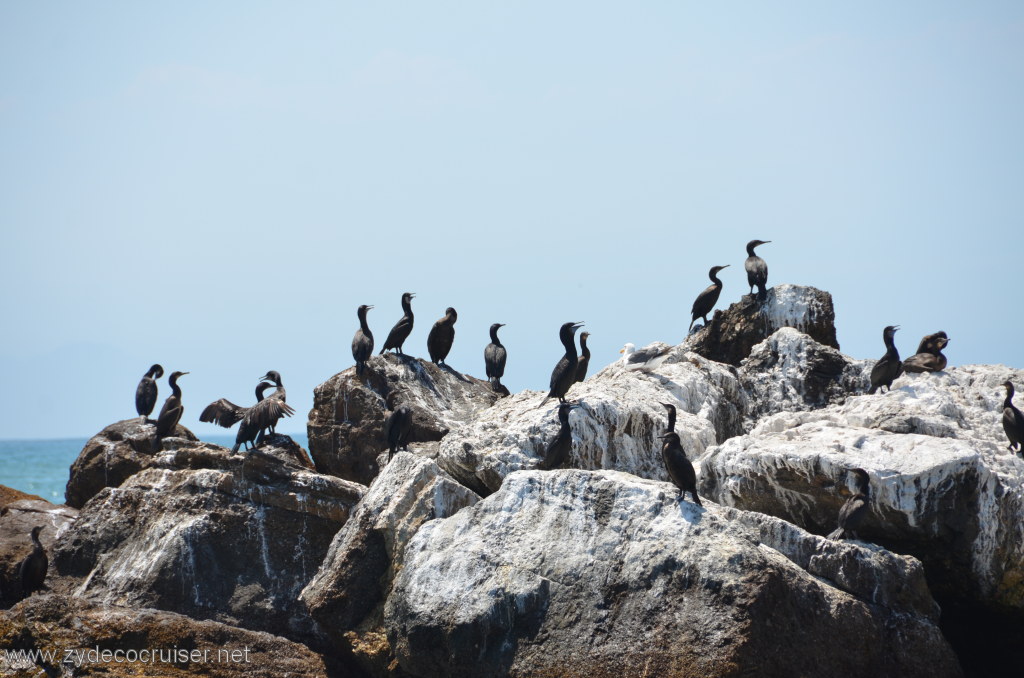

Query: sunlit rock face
left=301, top=452, right=480, bottom=675
left=52, top=438, right=365, bottom=642
left=307, top=353, right=500, bottom=486
left=383, top=470, right=960, bottom=678
left=700, top=364, right=1024, bottom=611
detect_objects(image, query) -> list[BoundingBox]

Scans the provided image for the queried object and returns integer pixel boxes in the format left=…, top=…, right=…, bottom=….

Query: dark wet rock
left=687, top=284, right=839, bottom=366
left=65, top=418, right=198, bottom=509
left=0, top=498, right=77, bottom=607
left=307, top=354, right=500, bottom=486
left=52, top=437, right=365, bottom=643
left=0, top=593, right=337, bottom=677
left=384, top=469, right=960, bottom=678
left=301, top=452, right=479, bottom=675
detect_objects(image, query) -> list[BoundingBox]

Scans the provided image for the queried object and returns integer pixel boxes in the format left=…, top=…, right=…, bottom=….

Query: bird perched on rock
left=154, top=371, right=188, bottom=447
left=868, top=326, right=903, bottom=394
left=1001, top=381, right=1024, bottom=454
left=427, top=307, right=458, bottom=366
left=201, top=382, right=295, bottom=454
left=574, top=332, right=591, bottom=384
left=661, top=402, right=677, bottom=433
left=380, top=292, right=415, bottom=356
left=744, top=239, right=771, bottom=300
left=383, top=393, right=413, bottom=461
left=135, top=364, right=163, bottom=421
left=828, top=468, right=871, bottom=540
left=903, top=331, right=949, bottom=373
left=17, top=526, right=47, bottom=600
left=484, top=323, right=508, bottom=394
left=538, top=402, right=578, bottom=470
left=257, top=371, right=289, bottom=435
left=689, top=265, right=730, bottom=332
left=619, top=343, right=671, bottom=372
left=352, top=304, right=374, bottom=376
left=658, top=431, right=701, bottom=506
left=541, top=322, right=584, bottom=406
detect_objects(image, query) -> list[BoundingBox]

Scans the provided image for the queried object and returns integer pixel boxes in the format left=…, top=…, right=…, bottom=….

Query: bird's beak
left=721, top=264, right=731, bottom=269
left=894, top=325, right=901, bottom=331
left=573, top=321, right=585, bottom=328
left=619, top=349, right=624, bottom=354
left=499, top=323, right=506, bottom=327
left=181, top=372, right=190, bottom=376
left=367, top=305, right=374, bottom=310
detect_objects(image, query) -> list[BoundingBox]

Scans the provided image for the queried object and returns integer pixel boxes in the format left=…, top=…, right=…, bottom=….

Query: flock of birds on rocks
left=9, top=240, right=1024, bottom=603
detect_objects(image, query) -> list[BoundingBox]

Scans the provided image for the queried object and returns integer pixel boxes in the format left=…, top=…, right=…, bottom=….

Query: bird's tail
left=231, top=443, right=241, bottom=455
left=757, top=284, right=767, bottom=300
left=537, top=395, right=550, bottom=409
left=827, top=528, right=844, bottom=540
left=687, top=318, right=695, bottom=333
left=867, top=385, right=878, bottom=395
left=379, top=347, right=386, bottom=355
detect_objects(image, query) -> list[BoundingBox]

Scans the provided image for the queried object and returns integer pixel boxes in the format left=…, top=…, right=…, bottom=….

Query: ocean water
left=0, top=432, right=310, bottom=505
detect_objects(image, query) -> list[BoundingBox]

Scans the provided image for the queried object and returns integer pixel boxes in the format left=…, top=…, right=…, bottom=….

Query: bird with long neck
left=828, top=469, right=871, bottom=540
left=903, top=331, right=949, bottom=373
left=541, top=321, right=584, bottom=407
left=427, top=307, right=458, bottom=366
left=689, top=265, right=730, bottom=332
left=380, top=292, right=415, bottom=356
left=17, top=525, right=47, bottom=599
left=135, top=364, right=164, bottom=421
left=658, top=431, right=701, bottom=506
left=1001, top=381, right=1024, bottom=453
left=352, top=304, right=374, bottom=376
left=538, top=402, right=578, bottom=470
left=574, top=331, right=591, bottom=384
left=257, top=370, right=288, bottom=439
left=383, top=392, right=413, bottom=461
left=744, top=239, right=771, bottom=300
left=230, top=381, right=272, bottom=454
left=484, top=323, right=508, bottom=393
left=868, top=326, right=903, bottom=394
left=155, top=371, right=189, bottom=446
left=661, top=403, right=677, bottom=434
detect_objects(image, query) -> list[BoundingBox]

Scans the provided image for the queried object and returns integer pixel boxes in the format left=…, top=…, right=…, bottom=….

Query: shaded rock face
left=700, top=364, right=1024, bottom=616
left=307, top=353, right=501, bottom=486
left=66, top=418, right=198, bottom=509
left=437, top=349, right=743, bottom=496
left=384, top=470, right=960, bottom=678
left=0, top=594, right=334, bottom=678
left=52, top=438, right=365, bottom=642
left=301, top=452, right=479, bottom=674
left=687, top=284, right=839, bottom=366
left=0, top=498, right=77, bottom=607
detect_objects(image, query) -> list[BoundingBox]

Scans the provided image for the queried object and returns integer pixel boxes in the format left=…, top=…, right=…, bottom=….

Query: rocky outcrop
left=0, top=497, right=77, bottom=607
left=384, top=469, right=960, bottom=678
left=301, top=452, right=480, bottom=675
left=700, top=364, right=1024, bottom=616
left=65, top=418, right=198, bottom=509
left=687, top=284, right=839, bottom=366
left=307, top=354, right=501, bottom=486
left=0, top=594, right=335, bottom=677
left=53, top=437, right=365, bottom=642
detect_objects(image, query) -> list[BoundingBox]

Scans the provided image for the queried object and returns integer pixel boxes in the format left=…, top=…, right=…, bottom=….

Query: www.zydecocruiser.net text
left=2, top=646, right=253, bottom=668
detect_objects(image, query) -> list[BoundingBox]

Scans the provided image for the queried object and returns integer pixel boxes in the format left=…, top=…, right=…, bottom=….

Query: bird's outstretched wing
left=200, top=399, right=247, bottom=428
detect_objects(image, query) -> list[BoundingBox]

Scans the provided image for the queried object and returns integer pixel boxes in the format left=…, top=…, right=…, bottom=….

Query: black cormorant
left=155, top=371, right=189, bottom=443
left=352, top=304, right=374, bottom=376
left=868, top=326, right=903, bottom=394
left=257, top=370, right=289, bottom=439
left=17, top=526, right=47, bottom=599
left=661, top=403, right=677, bottom=434
left=380, top=292, right=415, bottom=356
left=235, top=383, right=296, bottom=454
left=689, top=265, right=730, bottom=332
left=427, top=307, right=458, bottom=366
left=383, top=397, right=413, bottom=461
left=574, top=332, right=591, bottom=383
left=828, top=468, right=871, bottom=540
left=135, top=364, right=163, bottom=421
left=484, top=323, right=507, bottom=392
left=903, top=331, right=949, bottom=373
left=1001, top=381, right=1024, bottom=453
left=541, top=322, right=584, bottom=406
left=744, top=240, right=771, bottom=300
left=538, top=402, right=577, bottom=470
left=658, top=431, right=701, bottom=506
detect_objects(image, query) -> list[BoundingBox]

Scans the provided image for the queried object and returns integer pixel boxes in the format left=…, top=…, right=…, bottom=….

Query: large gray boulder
left=307, top=354, right=501, bottom=486
left=384, top=469, right=960, bottom=678
left=301, top=452, right=480, bottom=674
left=53, top=437, right=365, bottom=642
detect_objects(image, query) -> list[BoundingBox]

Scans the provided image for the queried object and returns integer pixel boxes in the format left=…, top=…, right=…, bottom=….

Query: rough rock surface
left=0, top=498, right=77, bottom=607
left=301, top=452, right=479, bottom=674
left=53, top=437, right=365, bottom=642
left=384, top=469, right=960, bottom=678
left=700, top=364, right=1024, bottom=615
left=65, top=418, right=198, bottom=509
left=0, top=594, right=335, bottom=677
left=687, top=283, right=839, bottom=366
left=307, top=354, right=501, bottom=486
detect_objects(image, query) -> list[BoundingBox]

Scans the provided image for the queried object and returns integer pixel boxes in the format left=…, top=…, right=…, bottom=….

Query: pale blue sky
left=1, top=2, right=1022, bottom=439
